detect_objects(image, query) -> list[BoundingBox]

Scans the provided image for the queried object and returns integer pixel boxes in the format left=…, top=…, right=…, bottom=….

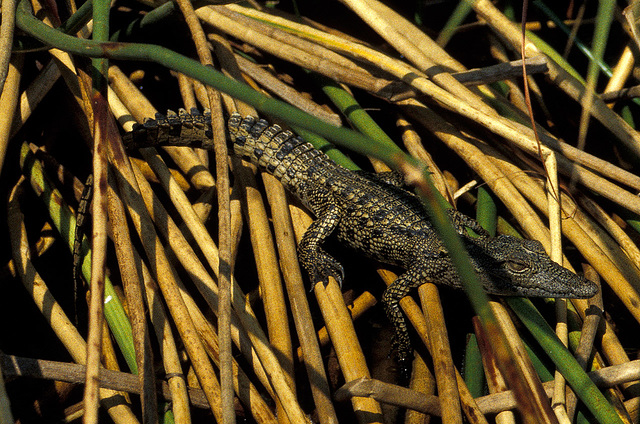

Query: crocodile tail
left=121, top=108, right=214, bottom=150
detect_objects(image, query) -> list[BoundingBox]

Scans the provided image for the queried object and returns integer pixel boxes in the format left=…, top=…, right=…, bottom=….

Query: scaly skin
left=123, top=109, right=599, bottom=368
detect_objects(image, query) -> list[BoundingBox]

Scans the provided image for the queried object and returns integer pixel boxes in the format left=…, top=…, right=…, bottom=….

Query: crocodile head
left=467, top=235, right=598, bottom=299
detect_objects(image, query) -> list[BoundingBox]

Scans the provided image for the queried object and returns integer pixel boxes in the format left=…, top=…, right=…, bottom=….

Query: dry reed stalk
left=113, top=116, right=228, bottom=287
left=577, top=302, right=636, bottom=390
left=136, top=259, right=192, bottom=423
left=99, top=320, right=126, bottom=396
left=551, top=155, right=570, bottom=423
left=192, top=186, right=217, bottom=223
left=18, top=3, right=94, bottom=136
left=0, top=0, right=16, bottom=94
left=449, top=57, right=548, bottom=86
left=603, top=46, right=635, bottom=99
left=222, top=6, right=542, bottom=152
left=190, top=76, right=212, bottom=109
left=474, top=361, right=638, bottom=415
left=335, top=377, right=442, bottom=416
left=64, top=168, right=190, bottom=421
left=314, top=279, right=385, bottom=423
left=487, top=38, right=531, bottom=114
left=589, top=360, right=640, bottom=387
left=551, top=154, right=640, bottom=214
left=125, top=150, right=308, bottom=423
left=206, top=32, right=258, bottom=118
left=196, top=6, right=398, bottom=98
left=107, top=132, right=225, bottom=421
left=491, top=302, right=559, bottom=424
left=625, top=398, right=638, bottom=421
left=228, top=4, right=640, bottom=203
left=453, top=180, right=480, bottom=201
left=469, top=77, right=640, bottom=192
left=232, top=53, right=342, bottom=126
left=133, top=200, right=278, bottom=423
left=551, top=297, right=570, bottom=424
left=177, top=72, right=199, bottom=110
left=228, top=181, right=244, bottom=263
left=31, top=222, right=56, bottom=256
left=0, top=354, right=212, bottom=410
left=107, top=66, right=215, bottom=191
left=379, top=357, right=640, bottom=416
left=546, top=154, right=570, bottom=424
left=362, top=0, right=466, bottom=72
left=504, top=118, right=640, bottom=214
left=473, top=318, right=518, bottom=424
left=419, top=284, right=463, bottom=424
left=289, top=197, right=384, bottom=422
left=545, top=154, right=561, bottom=268
left=216, top=7, right=369, bottom=75
left=472, top=0, right=640, bottom=159
left=287, top=201, right=385, bottom=422
left=174, top=0, right=235, bottom=417
left=82, top=98, right=112, bottom=424
left=424, top=34, right=640, bottom=195
left=170, top=271, right=280, bottom=424
left=396, top=115, right=453, bottom=204
left=0, top=56, right=20, bottom=175
left=376, top=269, right=490, bottom=424
left=566, top=267, right=603, bottom=421
left=233, top=160, right=296, bottom=424
left=575, top=267, right=603, bottom=371
left=560, top=194, right=640, bottom=286
left=128, top=156, right=190, bottom=191
left=106, top=176, right=158, bottom=423
left=340, top=0, right=495, bottom=117
left=124, top=149, right=249, bottom=361
left=181, top=283, right=265, bottom=415
left=499, top=115, right=640, bottom=192
left=126, top=155, right=283, bottom=403
left=607, top=392, right=635, bottom=424
left=303, top=290, right=377, bottom=354
left=12, top=61, right=59, bottom=137
left=404, top=352, right=436, bottom=424
left=578, top=196, right=640, bottom=273
left=121, top=125, right=279, bottom=401
left=7, top=180, right=140, bottom=424
left=262, top=173, right=339, bottom=424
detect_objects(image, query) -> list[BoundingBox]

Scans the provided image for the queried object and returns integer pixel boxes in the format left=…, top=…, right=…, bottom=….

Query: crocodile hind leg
left=297, top=204, right=345, bottom=288
left=447, top=209, right=490, bottom=238
left=381, top=266, right=428, bottom=376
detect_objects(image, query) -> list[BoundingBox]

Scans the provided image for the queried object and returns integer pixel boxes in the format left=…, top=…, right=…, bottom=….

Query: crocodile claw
left=304, top=251, right=345, bottom=291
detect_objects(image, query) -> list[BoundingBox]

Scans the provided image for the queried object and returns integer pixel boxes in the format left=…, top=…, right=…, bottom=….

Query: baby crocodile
left=123, top=109, right=598, bottom=367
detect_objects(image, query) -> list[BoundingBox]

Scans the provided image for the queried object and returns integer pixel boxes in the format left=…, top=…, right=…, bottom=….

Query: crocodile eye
left=505, top=261, right=529, bottom=273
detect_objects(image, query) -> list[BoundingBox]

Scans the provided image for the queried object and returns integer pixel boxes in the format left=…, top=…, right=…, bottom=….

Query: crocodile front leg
left=381, top=265, right=432, bottom=376
left=448, top=209, right=490, bottom=238
left=297, top=204, right=345, bottom=288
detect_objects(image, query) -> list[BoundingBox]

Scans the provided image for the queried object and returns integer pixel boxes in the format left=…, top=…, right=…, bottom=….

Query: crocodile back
left=227, top=113, right=438, bottom=268
left=228, top=114, right=339, bottom=209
